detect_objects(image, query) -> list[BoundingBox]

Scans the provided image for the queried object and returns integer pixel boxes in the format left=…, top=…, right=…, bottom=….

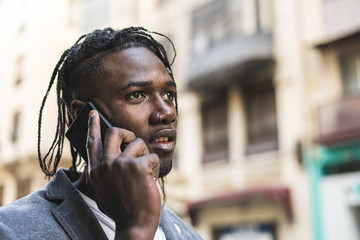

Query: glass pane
left=341, top=54, right=360, bottom=94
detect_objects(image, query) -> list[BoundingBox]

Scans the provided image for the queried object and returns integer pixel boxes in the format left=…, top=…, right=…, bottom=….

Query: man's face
left=89, top=47, right=177, bottom=178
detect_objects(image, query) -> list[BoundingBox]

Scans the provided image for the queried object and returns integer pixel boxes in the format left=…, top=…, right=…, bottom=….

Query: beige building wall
left=0, top=0, right=78, bottom=204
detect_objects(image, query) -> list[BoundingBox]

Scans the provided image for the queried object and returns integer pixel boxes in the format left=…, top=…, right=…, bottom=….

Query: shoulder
left=161, top=205, right=203, bottom=239
left=0, top=169, right=83, bottom=239
left=0, top=189, right=52, bottom=219
left=0, top=190, right=58, bottom=238
left=0, top=168, right=76, bottom=219
left=0, top=189, right=49, bottom=217
left=0, top=221, right=18, bottom=240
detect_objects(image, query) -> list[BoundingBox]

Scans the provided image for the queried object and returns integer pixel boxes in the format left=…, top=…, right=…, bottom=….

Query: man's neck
left=73, top=170, right=99, bottom=203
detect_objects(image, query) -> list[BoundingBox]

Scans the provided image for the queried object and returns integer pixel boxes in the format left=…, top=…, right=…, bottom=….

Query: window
left=340, top=52, right=360, bottom=95
left=17, top=178, right=31, bottom=199
left=244, top=81, right=278, bottom=155
left=14, top=55, right=24, bottom=87
left=191, top=0, right=244, bottom=55
left=11, top=111, right=21, bottom=143
left=202, top=94, right=228, bottom=163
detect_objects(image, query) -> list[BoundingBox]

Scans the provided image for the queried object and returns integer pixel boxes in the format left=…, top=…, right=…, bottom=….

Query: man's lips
left=149, top=129, right=176, bottom=152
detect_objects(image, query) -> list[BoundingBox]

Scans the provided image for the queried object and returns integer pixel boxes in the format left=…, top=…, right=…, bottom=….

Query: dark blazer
left=0, top=169, right=202, bottom=240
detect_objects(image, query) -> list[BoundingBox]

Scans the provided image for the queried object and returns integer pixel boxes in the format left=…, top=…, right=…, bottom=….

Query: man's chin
left=159, top=158, right=173, bottom=178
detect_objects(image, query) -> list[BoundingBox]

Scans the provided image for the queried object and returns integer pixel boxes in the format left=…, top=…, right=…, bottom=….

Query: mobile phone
left=65, top=102, right=112, bottom=163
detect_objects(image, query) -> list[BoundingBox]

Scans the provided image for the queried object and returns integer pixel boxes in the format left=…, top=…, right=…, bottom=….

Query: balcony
left=315, top=95, right=360, bottom=145
left=187, top=32, right=273, bottom=92
left=322, top=0, right=360, bottom=41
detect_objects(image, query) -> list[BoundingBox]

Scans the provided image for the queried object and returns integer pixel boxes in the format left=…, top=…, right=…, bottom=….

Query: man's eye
left=128, top=91, right=144, bottom=100
left=164, top=92, right=175, bottom=100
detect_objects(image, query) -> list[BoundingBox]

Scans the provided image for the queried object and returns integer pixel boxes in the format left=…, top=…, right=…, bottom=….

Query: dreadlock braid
left=37, top=27, right=177, bottom=178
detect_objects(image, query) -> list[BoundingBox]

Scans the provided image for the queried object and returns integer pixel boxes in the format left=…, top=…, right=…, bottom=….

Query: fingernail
left=88, top=113, right=96, bottom=124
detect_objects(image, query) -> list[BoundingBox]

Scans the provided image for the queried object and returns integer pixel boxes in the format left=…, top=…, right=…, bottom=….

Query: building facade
left=176, top=0, right=310, bottom=239
left=0, top=0, right=80, bottom=205
left=303, top=0, right=360, bottom=240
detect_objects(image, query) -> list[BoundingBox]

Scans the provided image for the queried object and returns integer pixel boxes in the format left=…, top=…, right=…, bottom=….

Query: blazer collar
left=45, top=168, right=78, bottom=200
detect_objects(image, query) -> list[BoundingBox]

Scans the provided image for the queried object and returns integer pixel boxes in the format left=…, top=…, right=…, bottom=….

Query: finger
left=103, top=128, right=136, bottom=158
left=139, top=153, right=160, bottom=179
left=87, top=110, right=103, bottom=171
left=121, top=138, right=150, bottom=158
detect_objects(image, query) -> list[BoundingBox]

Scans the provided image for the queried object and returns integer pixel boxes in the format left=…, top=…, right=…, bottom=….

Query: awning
left=187, top=186, right=293, bottom=226
left=187, top=33, right=274, bottom=93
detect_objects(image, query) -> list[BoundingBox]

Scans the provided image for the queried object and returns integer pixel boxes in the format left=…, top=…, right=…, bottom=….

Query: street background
left=1, top=0, right=360, bottom=239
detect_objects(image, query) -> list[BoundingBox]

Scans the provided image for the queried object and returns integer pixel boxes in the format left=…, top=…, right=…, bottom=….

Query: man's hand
left=86, top=110, right=161, bottom=240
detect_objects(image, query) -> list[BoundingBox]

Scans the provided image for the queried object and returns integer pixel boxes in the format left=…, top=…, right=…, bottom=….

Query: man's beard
left=159, top=158, right=173, bottom=178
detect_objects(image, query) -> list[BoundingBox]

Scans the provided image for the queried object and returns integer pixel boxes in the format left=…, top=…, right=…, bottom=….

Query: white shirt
left=79, top=191, right=166, bottom=240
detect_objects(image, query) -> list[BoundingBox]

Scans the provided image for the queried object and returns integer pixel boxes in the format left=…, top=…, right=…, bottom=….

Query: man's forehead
left=103, top=47, right=164, bottom=70
left=100, top=47, right=172, bottom=85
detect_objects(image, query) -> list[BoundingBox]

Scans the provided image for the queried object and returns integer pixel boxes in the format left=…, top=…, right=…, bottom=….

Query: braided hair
left=37, top=27, right=177, bottom=179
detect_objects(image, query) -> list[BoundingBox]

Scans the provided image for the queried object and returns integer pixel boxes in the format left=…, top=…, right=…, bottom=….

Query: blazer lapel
left=45, top=169, right=108, bottom=240
left=52, top=190, right=108, bottom=240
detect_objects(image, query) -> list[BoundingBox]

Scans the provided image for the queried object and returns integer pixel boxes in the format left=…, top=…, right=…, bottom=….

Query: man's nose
left=149, top=96, right=176, bottom=125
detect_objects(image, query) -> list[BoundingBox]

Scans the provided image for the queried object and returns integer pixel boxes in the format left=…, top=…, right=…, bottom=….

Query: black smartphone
left=65, top=102, right=112, bottom=163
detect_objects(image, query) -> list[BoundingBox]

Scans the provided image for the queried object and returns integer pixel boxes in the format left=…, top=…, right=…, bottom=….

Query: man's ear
left=70, top=100, right=86, bottom=120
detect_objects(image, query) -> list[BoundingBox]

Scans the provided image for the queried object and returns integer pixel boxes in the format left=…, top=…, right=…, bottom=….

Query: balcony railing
left=315, top=95, right=360, bottom=144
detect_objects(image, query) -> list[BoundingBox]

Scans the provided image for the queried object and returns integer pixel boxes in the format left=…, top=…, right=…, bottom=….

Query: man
left=0, top=27, right=202, bottom=240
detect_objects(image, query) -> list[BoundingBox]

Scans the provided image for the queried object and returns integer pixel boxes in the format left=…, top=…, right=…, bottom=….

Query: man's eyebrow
left=119, top=80, right=176, bottom=90
left=120, top=81, right=151, bottom=90
left=166, top=81, right=177, bottom=88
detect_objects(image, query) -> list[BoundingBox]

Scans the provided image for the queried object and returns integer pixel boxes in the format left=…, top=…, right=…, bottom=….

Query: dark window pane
left=202, top=95, right=228, bottom=163
left=244, top=82, right=278, bottom=154
left=11, top=112, right=21, bottom=143
left=340, top=53, right=360, bottom=95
